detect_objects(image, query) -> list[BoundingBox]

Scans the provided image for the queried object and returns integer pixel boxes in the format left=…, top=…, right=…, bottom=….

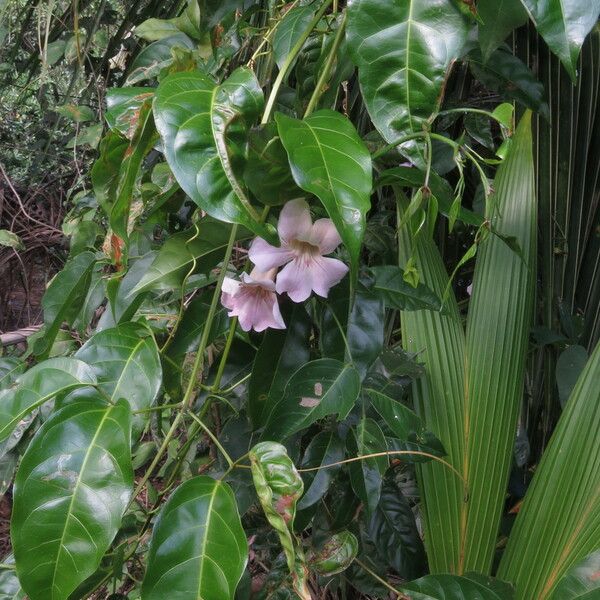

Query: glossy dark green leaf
left=262, top=359, right=361, bottom=440
left=367, top=388, right=444, bottom=457
left=321, top=281, right=385, bottom=379
left=478, top=0, right=528, bottom=61
left=369, top=265, right=443, bottom=312
left=92, top=131, right=129, bottom=213
left=0, top=357, right=96, bottom=443
left=401, top=573, right=515, bottom=599
left=556, top=344, right=588, bottom=407
left=105, top=87, right=155, bottom=137
left=272, top=4, right=316, bottom=70
left=346, top=0, right=467, bottom=162
left=550, top=550, right=600, bottom=599
left=243, top=124, right=303, bottom=206
left=142, top=476, right=247, bottom=600
left=153, top=68, right=274, bottom=240
left=130, top=220, right=249, bottom=295
left=297, top=430, right=344, bottom=510
left=97, top=252, right=156, bottom=330
left=368, top=478, right=425, bottom=579
left=248, top=303, right=311, bottom=428
left=12, top=399, right=133, bottom=600
left=308, top=530, right=358, bottom=576
left=469, top=48, right=549, bottom=118
left=0, top=358, right=25, bottom=390
left=276, top=110, right=372, bottom=277
left=110, top=99, right=157, bottom=241
left=75, top=322, right=161, bottom=437
left=135, top=18, right=181, bottom=41
left=347, top=417, right=388, bottom=514
left=33, top=251, right=96, bottom=358
left=126, top=33, right=195, bottom=85
left=521, top=0, right=600, bottom=81
left=0, top=555, right=24, bottom=600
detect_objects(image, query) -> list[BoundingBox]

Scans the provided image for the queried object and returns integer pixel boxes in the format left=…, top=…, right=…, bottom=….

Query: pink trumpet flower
left=221, top=268, right=285, bottom=332
left=249, top=199, right=349, bottom=303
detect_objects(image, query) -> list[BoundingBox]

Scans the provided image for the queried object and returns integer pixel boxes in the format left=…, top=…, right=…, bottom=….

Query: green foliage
left=2, top=1, right=600, bottom=598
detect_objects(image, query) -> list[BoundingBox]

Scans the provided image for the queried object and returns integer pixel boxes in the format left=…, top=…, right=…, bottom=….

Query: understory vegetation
left=0, top=0, right=599, bottom=599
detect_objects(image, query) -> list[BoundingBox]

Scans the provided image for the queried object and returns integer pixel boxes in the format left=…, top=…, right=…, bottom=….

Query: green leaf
left=33, top=251, right=96, bottom=358
left=0, top=230, right=24, bottom=250
left=367, top=388, right=445, bottom=456
left=555, top=344, right=588, bottom=408
left=46, top=39, right=66, bottom=65
left=520, top=0, right=600, bottom=81
left=550, top=550, right=600, bottom=599
left=130, top=220, right=249, bottom=295
left=347, top=417, right=388, bottom=514
left=469, top=48, right=549, bottom=118
left=92, top=131, right=129, bottom=213
left=97, top=252, right=156, bottom=330
left=126, top=33, right=195, bottom=85
left=272, top=4, right=316, bottom=70
left=135, top=17, right=181, bottom=41
left=498, top=341, right=600, bottom=598
left=321, top=281, right=384, bottom=379
left=308, top=530, right=358, bottom=576
left=401, top=573, right=515, bottom=599
left=368, top=478, right=426, bottom=578
left=153, top=68, right=274, bottom=240
left=243, top=124, right=303, bottom=206
left=477, top=0, right=528, bottom=61
left=142, top=476, right=247, bottom=600
left=12, top=399, right=133, bottom=600
left=262, top=359, right=361, bottom=440
left=110, top=99, right=157, bottom=241
left=105, top=87, right=154, bottom=137
left=369, top=265, right=443, bottom=312
left=0, top=357, right=96, bottom=444
left=0, top=358, right=25, bottom=390
left=297, top=430, right=345, bottom=510
left=346, top=0, right=467, bottom=162
left=275, top=110, right=372, bottom=278
left=461, top=112, right=537, bottom=572
left=75, top=322, right=161, bottom=438
left=248, top=303, right=311, bottom=428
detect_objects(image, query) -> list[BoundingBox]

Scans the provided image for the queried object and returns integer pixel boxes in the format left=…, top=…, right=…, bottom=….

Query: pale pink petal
left=308, top=218, right=342, bottom=254
left=222, top=277, right=241, bottom=295
left=276, top=258, right=314, bottom=303
left=236, top=288, right=285, bottom=332
left=245, top=268, right=278, bottom=290
left=249, top=237, right=294, bottom=271
left=278, top=199, right=312, bottom=243
left=309, top=256, right=349, bottom=298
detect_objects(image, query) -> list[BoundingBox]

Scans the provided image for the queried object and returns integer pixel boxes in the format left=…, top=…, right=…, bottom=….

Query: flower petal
left=249, top=237, right=294, bottom=271
left=278, top=199, right=312, bottom=243
left=236, top=288, right=285, bottom=332
left=308, top=218, right=342, bottom=254
left=222, top=277, right=241, bottom=295
left=276, top=258, right=314, bottom=303
left=309, top=256, right=349, bottom=298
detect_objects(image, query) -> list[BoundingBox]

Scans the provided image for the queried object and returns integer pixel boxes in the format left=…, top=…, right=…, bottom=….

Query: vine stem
left=303, top=10, right=346, bottom=117
left=187, top=411, right=234, bottom=468
left=261, top=0, right=333, bottom=124
left=352, top=558, right=409, bottom=599
left=129, top=224, right=239, bottom=505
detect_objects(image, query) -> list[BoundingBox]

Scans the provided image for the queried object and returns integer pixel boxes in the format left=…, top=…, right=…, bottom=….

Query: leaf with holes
left=11, top=399, right=133, bottom=600
left=262, top=359, right=361, bottom=441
